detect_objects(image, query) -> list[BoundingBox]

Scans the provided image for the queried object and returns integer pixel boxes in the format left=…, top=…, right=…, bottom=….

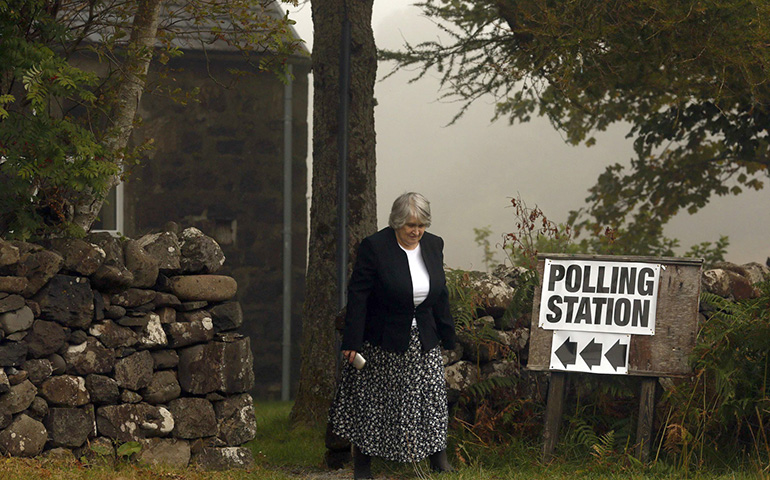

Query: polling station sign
left=538, top=258, right=660, bottom=336
left=528, top=254, right=702, bottom=377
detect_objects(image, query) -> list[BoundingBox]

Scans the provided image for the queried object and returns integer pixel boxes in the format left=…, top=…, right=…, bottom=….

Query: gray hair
left=388, top=192, right=432, bottom=229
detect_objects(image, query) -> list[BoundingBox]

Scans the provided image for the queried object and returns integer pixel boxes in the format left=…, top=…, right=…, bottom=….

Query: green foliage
left=499, top=267, right=538, bottom=329
left=568, top=417, right=620, bottom=462
left=383, top=0, right=770, bottom=246
left=464, top=375, right=518, bottom=401
left=0, top=0, right=117, bottom=239
left=662, top=282, right=770, bottom=471
left=0, top=0, right=303, bottom=239
left=555, top=374, right=639, bottom=465
left=685, top=236, right=730, bottom=269
left=503, top=195, right=729, bottom=263
left=473, top=225, right=499, bottom=272
left=446, top=268, right=485, bottom=332
left=115, top=441, right=142, bottom=458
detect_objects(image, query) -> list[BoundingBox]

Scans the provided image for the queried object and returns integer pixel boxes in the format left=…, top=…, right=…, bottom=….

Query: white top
left=400, top=243, right=430, bottom=326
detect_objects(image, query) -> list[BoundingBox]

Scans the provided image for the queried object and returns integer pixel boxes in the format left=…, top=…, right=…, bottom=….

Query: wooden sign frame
left=528, top=254, right=703, bottom=462
left=529, top=254, right=702, bottom=376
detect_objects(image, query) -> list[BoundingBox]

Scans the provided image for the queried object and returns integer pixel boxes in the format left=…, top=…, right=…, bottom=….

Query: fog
left=286, top=2, right=770, bottom=270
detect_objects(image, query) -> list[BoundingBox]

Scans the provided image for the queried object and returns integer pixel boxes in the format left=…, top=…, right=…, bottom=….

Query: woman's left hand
left=341, top=350, right=357, bottom=364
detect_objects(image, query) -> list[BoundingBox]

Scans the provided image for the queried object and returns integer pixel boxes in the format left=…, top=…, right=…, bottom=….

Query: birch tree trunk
left=290, top=0, right=377, bottom=426
left=72, top=0, right=163, bottom=232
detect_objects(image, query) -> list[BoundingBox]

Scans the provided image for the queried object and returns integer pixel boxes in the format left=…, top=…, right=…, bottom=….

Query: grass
left=245, top=400, right=327, bottom=476
left=0, top=402, right=763, bottom=479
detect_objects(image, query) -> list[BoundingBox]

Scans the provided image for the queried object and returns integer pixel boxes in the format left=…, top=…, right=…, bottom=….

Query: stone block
left=0, top=276, right=28, bottom=294
left=0, top=239, right=20, bottom=267
left=45, top=407, right=95, bottom=448
left=114, top=350, right=154, bottom=391
left=26, top=395, right=48, bottom=421
left=136, top=438, right=190, bottom=468
left=89, top=320, right=138, bottom=348
left=0, top=380, right=37, bottom=415
left=43, top=238, right=105, bottom=276
left=192, top=446, right=255, bottom=470
left=0, top=305, right=33, bottom=335
left=169, top=397, right=217, bottom=439
left=0, top=341, right=27, bottom=367
left=209, top=301, right=243, bottom=332
left=110, top=288, right=157, bottom=308
left=23, top=359, right=53, bottom=385
left=90, top=263, right=135, bottom=293
left=96, top=403, right=173, bottom=442
left=137, top=313, right=168, bottom=349
left=214, top=393, right=257, bottom=446
left=165, top=318, right=215, bottom=348
left=169, top=275, right=237, bottom=302
left=33, top=275, right=94, bottom=329
left=18, top=250, right=64, bottom=297
left=25, top=320, right=67, bottom=358
left=0, top=294, right=25, bottom=314
left=151, top=350, right=179, bottom=369
left=0, top=414, right=47, bottom=457
left=124, top=240, right=160, bottom=289
left=63, top=338, right=115, bottom=376
left=136, top=232, right=181, bottom=273
left=85, top=374, right=120, bottom=405
left=445, top=360, right=480, bottom=393
left=40, top=375, right=90, bottom=407
left=0, top=369, right=8, bottom=394
left=141, top=371, right=181, bottom=405
left=178, top=338, right=254, bottom=394
left=179, top=228, right=225, bottom=274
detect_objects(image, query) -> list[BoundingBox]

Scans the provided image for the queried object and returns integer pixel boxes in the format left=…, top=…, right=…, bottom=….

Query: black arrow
left=605, top=340, right=627, bottom=371
left=555, top=337, right=577, bottom=367
left=580, top=339, right=603, bottom=369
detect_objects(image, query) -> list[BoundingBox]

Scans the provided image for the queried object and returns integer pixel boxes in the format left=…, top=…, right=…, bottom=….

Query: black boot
left=429, top=449, right=454, bottom=473
left=353, top=445, right=373, bottom=479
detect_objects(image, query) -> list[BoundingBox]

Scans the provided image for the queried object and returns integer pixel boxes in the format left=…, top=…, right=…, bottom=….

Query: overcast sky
left=285, top=1, right=770, bottom=270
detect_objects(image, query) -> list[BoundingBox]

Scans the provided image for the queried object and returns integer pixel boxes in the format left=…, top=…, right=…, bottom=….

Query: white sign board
left=538, top=259, right=660, bottom=335
left=549, top=331, right=630, bottom=374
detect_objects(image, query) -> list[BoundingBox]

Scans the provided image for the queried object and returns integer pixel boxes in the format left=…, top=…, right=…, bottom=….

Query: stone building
left=94, top=7, right=310, bottom=399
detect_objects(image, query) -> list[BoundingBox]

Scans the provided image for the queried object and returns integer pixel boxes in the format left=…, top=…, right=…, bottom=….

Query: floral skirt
left=329, top=326, right=448, bottom=463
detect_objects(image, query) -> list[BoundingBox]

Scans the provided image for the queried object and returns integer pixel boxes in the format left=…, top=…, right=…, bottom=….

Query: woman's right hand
left=341, top=350, right=357, bottom=364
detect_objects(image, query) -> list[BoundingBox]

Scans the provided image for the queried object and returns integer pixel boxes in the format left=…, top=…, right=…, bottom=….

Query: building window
left=91, top=181, right=124, bottom=234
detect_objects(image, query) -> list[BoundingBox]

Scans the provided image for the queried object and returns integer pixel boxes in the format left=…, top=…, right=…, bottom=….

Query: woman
left=330, top=192, right=456, bottom=479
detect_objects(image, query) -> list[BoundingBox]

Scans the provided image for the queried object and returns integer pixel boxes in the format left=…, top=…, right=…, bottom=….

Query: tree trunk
left=72, top=0, right=163, bottom=232
left=291, top=0, right=377, bottom=426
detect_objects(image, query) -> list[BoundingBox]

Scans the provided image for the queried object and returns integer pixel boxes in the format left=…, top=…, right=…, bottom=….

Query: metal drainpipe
left=282, top=64, right=294, bottom=402
left=336, top=12, right=352, bottom=374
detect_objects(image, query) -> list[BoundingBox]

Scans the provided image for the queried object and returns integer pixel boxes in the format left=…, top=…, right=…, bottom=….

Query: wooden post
left=542, top=372, right=567, bottom=463
left=635, top=377, right=657, bottom=462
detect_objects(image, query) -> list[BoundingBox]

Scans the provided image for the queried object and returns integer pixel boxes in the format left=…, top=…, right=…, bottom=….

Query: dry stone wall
left=0, top=227, right=256, bottom=469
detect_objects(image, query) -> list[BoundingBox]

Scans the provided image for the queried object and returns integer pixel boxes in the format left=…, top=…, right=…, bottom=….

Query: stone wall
left=442, top=265, right=546, bottom=408
left=0, top=230, right=257, bottom=469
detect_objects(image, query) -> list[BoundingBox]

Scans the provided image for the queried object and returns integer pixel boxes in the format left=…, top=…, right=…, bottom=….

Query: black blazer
left=341, top=227, right=456, bottom=353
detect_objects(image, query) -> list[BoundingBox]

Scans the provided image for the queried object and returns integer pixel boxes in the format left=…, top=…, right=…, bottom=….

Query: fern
left=499, top=268, right=538, bottom=327
left=446, top=268, right=483, bottom=331
left=590, top=430, right=616, bottom=460
left=465, top=376, right=518, bottom=401
left=661, top=280, right=770, bottom=469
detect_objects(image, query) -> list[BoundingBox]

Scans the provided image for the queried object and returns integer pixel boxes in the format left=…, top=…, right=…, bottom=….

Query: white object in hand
left=352, top=352, right=366, bottom=370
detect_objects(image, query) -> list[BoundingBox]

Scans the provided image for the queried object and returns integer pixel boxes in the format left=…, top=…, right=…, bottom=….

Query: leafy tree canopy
left=0, top=0, right=302, bottom=240
left=382, top=0, right=770, bottom=247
